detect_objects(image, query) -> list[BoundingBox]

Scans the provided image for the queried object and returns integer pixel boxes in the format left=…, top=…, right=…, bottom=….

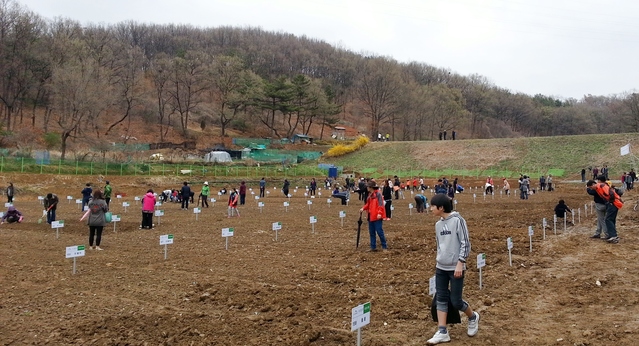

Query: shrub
left=325, top=135, right=370, bottom=157
left=44, top=132, right=61, bottom=150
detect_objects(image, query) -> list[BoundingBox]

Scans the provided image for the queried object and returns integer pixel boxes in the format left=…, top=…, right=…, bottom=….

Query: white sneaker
left=467, top=311, right=480, bottom=336
left=427, top=330, right=450, bottom=344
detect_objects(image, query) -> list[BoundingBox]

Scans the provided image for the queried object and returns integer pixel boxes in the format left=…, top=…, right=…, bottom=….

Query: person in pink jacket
left=140, top=189, right=156, bottom=229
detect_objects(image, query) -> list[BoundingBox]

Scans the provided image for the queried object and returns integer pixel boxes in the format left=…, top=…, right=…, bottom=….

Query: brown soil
left=1, top=174, right=639, bottom=345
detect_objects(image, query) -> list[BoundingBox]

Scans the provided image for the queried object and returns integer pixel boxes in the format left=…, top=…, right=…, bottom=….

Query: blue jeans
left=435, top=268, right=469, bottom=313
left=368, top=219, right=387, bottom=250
left=82, top=198, right=90, bottom=211
left=604, top=203, right=618, bottom=237
left=47, top=209, right=56, bottom=224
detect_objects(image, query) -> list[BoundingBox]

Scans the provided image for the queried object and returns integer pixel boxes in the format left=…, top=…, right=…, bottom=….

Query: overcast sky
left=17, top=0, right=639, bottom=99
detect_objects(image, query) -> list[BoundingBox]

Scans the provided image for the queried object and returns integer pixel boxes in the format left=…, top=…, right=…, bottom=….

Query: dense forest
left=0, top=0, right=638, bottom=158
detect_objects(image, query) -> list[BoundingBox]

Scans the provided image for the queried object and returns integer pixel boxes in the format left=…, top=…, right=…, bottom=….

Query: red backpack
left=594, top=183, right=623, bottom=209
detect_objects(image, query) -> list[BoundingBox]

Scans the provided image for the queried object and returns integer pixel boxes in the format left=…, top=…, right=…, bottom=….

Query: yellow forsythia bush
left=325, top=135, right=370, bottom=157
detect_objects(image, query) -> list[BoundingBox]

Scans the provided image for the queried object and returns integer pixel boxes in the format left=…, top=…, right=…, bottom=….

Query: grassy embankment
left=322, top=133, right=639, bottom=179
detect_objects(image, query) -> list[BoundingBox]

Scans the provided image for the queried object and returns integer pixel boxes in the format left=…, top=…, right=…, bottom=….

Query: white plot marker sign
left=507, top=237, right=514, bottom=266
left=477, top=253, right=486, bottom=289
left=310, top=216, right=317, bottom=233
left=339, top=210, right=346, bottom=227
left=272, top=222, right=282, bottom=241
left=542, top=218, right=547, bottom=240
left=193, top=207, right=201, bottom=220
left=155, top=209, right=164, bottom=224
left=111, top=214, right=121, bottom=232
left=222, top=227, right=234, bottom=250
left=307, top=200, right=312, bottom=210
left=554, top=214, right=558, bottom=235
left=67, top=195, right=73, bottom=204
left=408, top=203, right=413, bottom=215
left=283, top=201, right=289, bottom=212
left=528, top=226, right=534, bottom=252
left=160, top=234, right=174, bottom=260
left=122, top=202, right=130, bottom=213
left=65, top=245, right=86, bottom=275
left=52, top=220, right=65, bottom=239
left=351, top=302, right=371, bottom=345
left=258, top=202, right=264, bottom=213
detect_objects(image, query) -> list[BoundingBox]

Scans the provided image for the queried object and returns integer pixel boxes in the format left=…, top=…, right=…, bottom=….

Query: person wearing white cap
left=200, top=182, right=210, bottom=208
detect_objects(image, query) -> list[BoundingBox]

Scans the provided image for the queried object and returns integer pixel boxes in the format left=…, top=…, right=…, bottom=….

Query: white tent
left=204, top=151, right=232, bottom=163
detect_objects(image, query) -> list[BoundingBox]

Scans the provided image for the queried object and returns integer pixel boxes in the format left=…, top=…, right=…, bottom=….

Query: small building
left=332, top=126, right=346, bottom=140
left=291, top=134, right=313, bottom=144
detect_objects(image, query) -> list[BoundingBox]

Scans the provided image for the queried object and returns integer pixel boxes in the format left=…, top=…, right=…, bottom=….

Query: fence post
left=21, top=157, right=24, bottom=172
left=90, top=162, right=93, bottom=175
left=162, top=163, right=165, bottom=176
left=0, top=156, right=3, bottom=172
left=149, top=163, right=152, bottom=176
left=120, top=163, right=123, bottom=176
left=75, top=160, right=78, bottom=175
left=105, top=163, right=108, bottom=176
left=40, top=160, right=43, bottom=174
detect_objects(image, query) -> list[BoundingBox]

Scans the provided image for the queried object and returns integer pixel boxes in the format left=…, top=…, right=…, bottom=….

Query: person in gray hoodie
left=86, top=190, right=109, bottom=250
left=426, top=194, right=479, bottom=345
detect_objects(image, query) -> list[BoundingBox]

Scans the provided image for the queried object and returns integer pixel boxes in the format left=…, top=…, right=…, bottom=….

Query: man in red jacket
left=360, top=180, right=388, bottom=251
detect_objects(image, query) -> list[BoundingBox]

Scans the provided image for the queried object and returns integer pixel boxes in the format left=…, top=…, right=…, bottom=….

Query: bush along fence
left=0, top=157, right=335, bottom=178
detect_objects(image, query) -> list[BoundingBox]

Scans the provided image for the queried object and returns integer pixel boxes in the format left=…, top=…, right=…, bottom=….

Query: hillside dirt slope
left=1, top=173, right=639, bottom=345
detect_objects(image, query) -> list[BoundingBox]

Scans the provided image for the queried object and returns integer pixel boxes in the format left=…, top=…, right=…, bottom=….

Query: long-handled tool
left=356, top=211, right=363, bottom=248
left=38, top=204, right=55, bottom=224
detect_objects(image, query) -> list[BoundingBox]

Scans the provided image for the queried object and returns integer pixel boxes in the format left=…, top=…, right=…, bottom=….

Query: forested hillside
left=1, top=0, right=638, bottom=158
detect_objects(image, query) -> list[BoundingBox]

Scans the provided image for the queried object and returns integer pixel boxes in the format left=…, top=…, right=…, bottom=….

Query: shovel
left=356, top=211, right=363, bottom=248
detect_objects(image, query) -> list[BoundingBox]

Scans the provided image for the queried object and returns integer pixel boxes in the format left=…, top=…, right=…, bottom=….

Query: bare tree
left=167, top=51, right=209, bottom=136
left=206, top=55, right=262, bottom=136
left=105, top=45, right=146, bottom=136
left=427, top=85, right=467, bottom=139
left=355, top=57, right=402, bottom=138
left=622, top=92, right=639, bottom=132
left=48, top=42, right=111, bottom=159
left=149, top=54, right=174, bottom=141
left=0, top=0, right=45, bottom=130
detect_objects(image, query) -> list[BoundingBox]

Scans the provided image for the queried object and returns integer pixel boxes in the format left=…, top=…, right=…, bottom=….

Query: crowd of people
left=4, top=166, right=636, bottom=345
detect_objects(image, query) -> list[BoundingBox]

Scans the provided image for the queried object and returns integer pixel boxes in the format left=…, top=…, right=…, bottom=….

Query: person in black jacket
left=358, top=178, right=366, bottom=201
left=393, top=176, right=401, bottom=200
left=44, top=193, right=59, bottom=224
left=382, top=179, right=393, bottom=220
left=554, top=199, right=573, bottom=225
left=180, top=182, right=191, bottom=210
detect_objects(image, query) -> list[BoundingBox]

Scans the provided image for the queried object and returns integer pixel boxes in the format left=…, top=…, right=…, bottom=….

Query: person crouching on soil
left=414, top=194, right=427, bottom=213
left=554, top=199, right=573, bottom=225
left=360, top=181, right=387, bottom=251
left=426, top=193, right=479, bottom=345
left=1, top=206, right=23, bottom=224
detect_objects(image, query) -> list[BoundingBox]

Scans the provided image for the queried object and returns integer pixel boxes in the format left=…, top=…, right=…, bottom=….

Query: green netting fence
left=0, top=156, right=333, bottom=178
left=246, top=150, right=323, bottom=163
